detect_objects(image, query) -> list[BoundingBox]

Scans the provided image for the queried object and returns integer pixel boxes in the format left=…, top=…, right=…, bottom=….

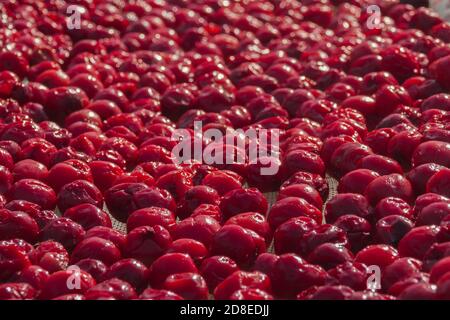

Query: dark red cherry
left=214, top=270, right=271, bottom=300
left=355, top=244, right=399, bottom=270
left=365, top=174, right=414, bottom=206
left=398, top=226, right=440, bottom=260
left=148, top=253, right=198, bottom=288
left=271, top=253, right=327, bottom=298
left=376, top=215, right=414, bottom=246
left=124, top=225, right=172, bottom=266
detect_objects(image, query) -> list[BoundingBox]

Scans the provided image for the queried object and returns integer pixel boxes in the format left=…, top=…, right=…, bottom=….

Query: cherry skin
left=364, top=128, right=396, bottom=155
left=88, top=160, right=124, bottom=193
left=0, top=283, right=37, bottom=300
left=124, top=225, right=172, bottom=266
left=87, top=100, right=121, bottom=119
left=328, top=262, right=369, bottom=291
left=281, top=171, right=329, bottom=199
left=57, top=180, right=103, bottom=212
left=10, top=179, right=56, bottom=210
left=219, top=188, right=268, bottom=221
left=163, top=272, right=209, bottom=300
left=321, top=136, right=358, bottom=165
left=423, top=242, right=450, bottom=271
left=326, top=193, right=371, bottom=223
left=359, top=154, right=403, bottom=175
left=71, top=237, right=121, bottom=266
left=85, top=227, right=126, bottom=253
left=282, top=149, right=325, bottom=177
left=84, top=278, right=137, bottom=300
left=40, top=218, right=85, bottom=251
left=170, top=214, right=220, bottom=247
left=338, top=169, right=380, bottom=195
left=0, top=141, right=22, bottom=162
left=103, top=258, right=148, bottom=292
left=0, top=209, right=39, bottom=243
left=20, top=138, right=57, bottom=167
left=398, top=226, right=440, bottom=260
left=225, top=212, right=272, bottom=244
left=47, top=159, right=93, bottom=192
left=12, top=265, right=48, bottom=291
left=387, top=271, right=431, bottom=296
left=200, top=256, right=239, bottom=290
left=365, top=174, right=414, bottom=206
left=387, top=130, right=423, bottom=166
left=300, top=224, right=349, bottom=257
left=268, top=197, right=322, bottom=229
left=427, top=168, right=450, bottom=198
left=273, top=216, right=318, bottom=255
left=412, top=141, right=450, bottom=168
left=201, top=170, right=243, bottom=196
left=39, top=269, right=96, bottom=300
left=382, top=257, right=422, bottom=291
left=12, top=159, right=48, bottom=182
left=277, top=184, right=323, bottom=210
left=44, top=87, right=89, bottom=124
left=271, top=253, right=327, bottom=298
left=334, top=215, right=372, bottom=253
left=63, top=203, right=111, bottom=230
left=308, top=243, right=354, bottom=271
left=167, top=238, right=208, bottom=262
left=0, top=148, right=14, bottom=171
left=407, top=163, right=445, bottom=194
left=105, top=183, right=175, bottom=223
left=127, top=207, right=176, bottom=232
left=75, top=259, right=108, bottom=283
left=176, top=185, right=220, bottom=219
left=413, top=193, right=450, bottom=218
left=29, top=240, right=69, bottom=273
left=374, top=197, right=412, bottom=221
left=230, top=288, right=274, bottom=300
left=148, top=253, right=198, bottom=288
left=0, top=242, right=31, bottom=281
left=398, top=283, right=437, bottom=300
left=355, top=245, right=399, bottom=270
left=210, top=225, right=266, bottom=266
left=421, top=93, right=450, bottom=112
left=330, top=142, right=373, bottom=177
left=429, top=55, right=450, bottom=90
left=376, top=215, right=414, bottom=246
left=430, top=257, right=450, bottom=284
left=214, top=270, right=272, bottom=300
left=139, top=288, right=183, bottom=300
left=416, top=202, right=450, bottom=226
left=437, top=272, right=450, bottom=299
left=253, top=252, right=279, bottom=277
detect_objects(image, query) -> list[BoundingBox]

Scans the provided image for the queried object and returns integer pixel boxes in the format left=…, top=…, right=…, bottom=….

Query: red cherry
left=39, top=269, right=96, bottom=300
left=214, top=270, right=271, bottom=300
left=124, top=225, right=172, bottom=266
left=10, top=179, right=56, bottom=209
left=84, top=278, right=137, bottom=300
left=271, top=253, right=327, bottom=298
left=71, top=237, right=121, bottom=266
left=75, top=259, right=108, bottom=283
left=210, top=225, right=266, bottom=266
left=355, top=244, right=399, bottom=270
left=104, top=258, right=148, bottom=292
left=398, top=226, right=440, bottom=260
left=148, top=253, right=198, bottom=288
left=365, top=174, right=414, bottom=206
left=57, top=180, right=103, bottom=212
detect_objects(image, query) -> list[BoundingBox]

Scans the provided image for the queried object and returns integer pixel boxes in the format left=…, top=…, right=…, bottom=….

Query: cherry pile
left=0, top=0, right=450, bottom=300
